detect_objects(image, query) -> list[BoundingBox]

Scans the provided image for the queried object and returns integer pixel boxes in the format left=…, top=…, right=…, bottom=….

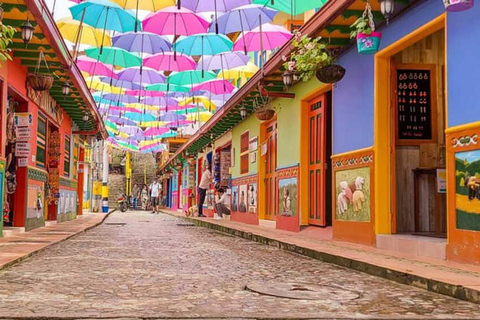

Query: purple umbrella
left=103, top=94, right=139, bottom=104
left=159, top=112, right=186, bottom=122
left=99, top=77, right=144, bottom=90
left=142, top=96, right=179, bottom=107
left=117, top=67, right=166, bottom=84
left=119, top=126, right=143, bottom=136
left=107, top=116, right=137, bottom=126
left=182, top=0, right=251, bottom=34
left=197, top=52, right=249, bottom=71
left=112, top=31, right=172, bottom=54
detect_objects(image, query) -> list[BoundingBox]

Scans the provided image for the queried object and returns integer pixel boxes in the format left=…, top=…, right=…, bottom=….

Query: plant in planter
left=444, top=0, right=474, bottom=11
left=27, top=51, right=54, bottom=92
left=0, top=21, right=15, bottom=63
left=350, top=2, right=382, bottom=55
left=253, top=94, right=278, bottom=121
left=282, top=31, right=345, bottom=84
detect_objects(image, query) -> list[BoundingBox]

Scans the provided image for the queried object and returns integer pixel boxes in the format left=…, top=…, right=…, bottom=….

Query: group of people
left=196, top=164, right=231, bottom=219
left=131, top=178, right=162, bottom=214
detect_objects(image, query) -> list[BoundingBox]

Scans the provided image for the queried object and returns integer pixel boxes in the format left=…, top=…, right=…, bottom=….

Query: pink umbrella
left=166, top=120, right=194, bottom=126
left=159, top=104, right=192, bottom=111
left=77, top=56, right=117, bottom=79
left=143, top=127, right=170, bottom=136
left=108, top=106, right=142, bottom=113
left=124, top=90, right=165, bottom=97
left=233, top=23, right=292, bottom=52
left=142, top=7, right=209, bottom=36
left=190, top=79, right=235, bottom=94
left=144, top=52, right=196, bottom=72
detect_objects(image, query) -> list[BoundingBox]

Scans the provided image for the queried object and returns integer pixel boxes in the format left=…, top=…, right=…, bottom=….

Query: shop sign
left=437, top=169, right=447, bottom=193
left=16, top=127, right=31, bottom=141
left=18, top=158, right=28, bottom=167
left=14, top=113, right=33, bottom=127
left=15, top=142, right=31, bottom=157
left=249, top=136, right=258, bottom=151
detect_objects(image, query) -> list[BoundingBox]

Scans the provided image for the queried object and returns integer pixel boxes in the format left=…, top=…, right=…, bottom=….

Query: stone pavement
left=0, top=211, right=479, bottom=319
left=0, top=212, right=108, bottom=271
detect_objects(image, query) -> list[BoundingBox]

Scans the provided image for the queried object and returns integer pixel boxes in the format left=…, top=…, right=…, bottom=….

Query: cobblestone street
left=0, top=211, right=479, bottom=319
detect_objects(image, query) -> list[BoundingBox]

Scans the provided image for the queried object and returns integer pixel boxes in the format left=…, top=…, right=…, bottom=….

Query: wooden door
left=308, top=95, right=327, bottom=226
left=264, top=119, right=277, bottom=220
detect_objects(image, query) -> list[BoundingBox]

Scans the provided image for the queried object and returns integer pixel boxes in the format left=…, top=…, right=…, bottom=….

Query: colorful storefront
left=0, top=1, right=106, bottom=236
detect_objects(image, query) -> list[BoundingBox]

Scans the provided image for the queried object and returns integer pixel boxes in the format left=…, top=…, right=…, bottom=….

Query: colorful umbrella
left=99, top=77, right=144, bottom=90
left=159, top=112, right=186, bottom=122
left=217, top=62, right=259, bottom=79
left=190, top=79, right=235, bottom=94
left=197, top=52, right=249, bottom=71
left=142, top=7, right=209, bottom=36
left=119, top=126, right=143, bottom=135
left=77, top=56, right=117, bottom=78
left=179, top=96, right=216, bottom=110
left=142, top=96, right=179, bottom=107
left=252, top=0, right=328, bottom=15
left=112, top=31, right=172, bottom=54
left=186, top=112, right=213, bottom=122
left=174, top=33, right=233, bottom=56
left=124, top=112, right=157, bottom=122
left=85, top=47, right=142, bottom=68
left=57, top=18, right=112, bottom=47
left=108, top=116, right=137, bottom=126
left=233, top=23, right=292, bottom=52
left=103, top=93, right=139, bottom=104
left=117, top=67, right=166, bottom=84
left=144, top=52, right=196, bottom=72
left=146, top=83, right=190, bottom=92
left=86, top=78, right=125, bottom=94
left=166, top=120, right=195, bottom=127
left=143, top=127, right=170, bottom=136
left=111, top=0, right=175, bottom=11
left=167, top=70, right=216, bottom=86
left=124, top=89, right=166, bottom=97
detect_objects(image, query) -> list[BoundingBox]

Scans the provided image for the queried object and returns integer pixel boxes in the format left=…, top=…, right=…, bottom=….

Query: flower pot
left=315, top=65, right=346, bottom=83
left=27, top=74, right=54, bottom=92
left=356, top=32, right=382, bottom=55
left=255, top=109, right=275, bottom=121
left=444, top=0, right=473, bottom=11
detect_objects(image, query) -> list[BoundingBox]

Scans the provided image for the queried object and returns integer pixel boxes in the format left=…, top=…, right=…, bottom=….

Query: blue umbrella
left=112, top=31, right=172, bottom=54
left=124, top=112, right=156, bottom=122
left=174, top=33, right=233, bottom=56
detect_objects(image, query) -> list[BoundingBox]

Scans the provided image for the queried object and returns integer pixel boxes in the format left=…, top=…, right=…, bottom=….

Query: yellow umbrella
left=85, top=77, right=124, bottom=94
left=138, top=121, right=166, bottom=127
left=124, top=103, right=159, bottom=111
left=217, top=62, right=259, bottom=80
left=187, top=112, right=213, bottom=122
left=57, top=18, right=112, bottom=47
left=118, top=131, right=129, bottom=139
left=179, top=97, right=216, bottom=111
left=111, top=0, right=175, bottom=11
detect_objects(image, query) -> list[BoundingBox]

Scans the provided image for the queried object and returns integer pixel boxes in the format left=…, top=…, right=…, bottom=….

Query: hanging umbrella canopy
left=142, top=96, right=179, bottom=107
left=124, top=112, right=157, bottom=122
left=146, top=83, right=190, bottom=92
left=124, top=103, right=164, bottom=112
left=209, top=4, right=277, bottom=34
left=217, top=61, right=259, bottom=79
left=252, top=0, right=328, bottom=15
left=197, top=52, right=249, bottom=71
left=107, top=116, right=137, bottom=126
left=159, top=105, right=193, bottom=112
left=124, top=89, right=166, bottom=97
left=117, top=67, right=166, bottom=84
left=57, top=18, right=112, bottom=47
left=190, top=79, right=235, bottom=94
left=233, top=23, right=292, bottom=52
left=142, top=7, right=210, bottom=36
left=159, top=112, right=186, bottom=122
left=111, top=0, right=175, bottom=11
left=167, top=120, right=195, bottom=127
left=179, top=96, right=217, bottom=110
left=86, top=78, right=125, bottom=94
left=119, top=126, right=143, bottom=136
left=105, top=120, right=119, bottom=132
left=85, top=47, right=142, bottom=68
left=174, top=33, right=233, bottom=56
left=99, top=76, right=144, bottom=90
left=182, top=0, right=251, bottom=12
left=186, top=111, right=213, bottom=122
left=112, top=31, right=172, bottom=54
left=144, top=52, right=196, bottom=72
left=77, top=56, right=117, bottom=78
left=69, top=0, right=142, bottom=33
left=103, top=93, right=139, bottom=104
left=143, top=127, right=170, bottom=136
left=167, top=70, right=217, bottom=86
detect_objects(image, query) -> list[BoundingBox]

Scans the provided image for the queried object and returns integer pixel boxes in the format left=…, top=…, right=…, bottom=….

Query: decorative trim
left=451, top=134, right=478, bottom=148
left=332, top=154, right=374, bottom=169
left=232, top=174, right=258, bottom=186
left=276, top=165, right=299, bottom=178
left=27, top=167, right=48, bottom=182
left=60, top=177, right=78, bottom=189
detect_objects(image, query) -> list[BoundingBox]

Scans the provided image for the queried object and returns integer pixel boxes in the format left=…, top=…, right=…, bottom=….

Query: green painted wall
left=232, top=114, right=260, bottom=178
left=276, top=77, right=324, bottom=168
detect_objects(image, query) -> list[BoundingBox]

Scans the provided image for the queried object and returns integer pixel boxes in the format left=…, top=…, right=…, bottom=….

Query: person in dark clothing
left=197, top=164, right=212, bottom=217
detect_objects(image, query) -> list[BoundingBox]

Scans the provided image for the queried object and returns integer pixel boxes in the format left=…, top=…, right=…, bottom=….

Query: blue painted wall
left=332, top=0, right=445, bottom=154
left=447, top=6, right=480, bottom=127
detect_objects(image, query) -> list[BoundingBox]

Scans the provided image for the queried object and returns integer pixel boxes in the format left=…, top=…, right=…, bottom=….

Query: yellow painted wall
left=232, top=115, right=260, bottom=178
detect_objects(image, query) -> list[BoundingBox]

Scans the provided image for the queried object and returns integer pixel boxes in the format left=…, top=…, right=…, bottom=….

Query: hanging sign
left=437, top=169, right=447, bottom=193
left=249, top=136, right=258, bottom=152
left=15, top=142, right=31, bottom=157
left=16, top=127, right=31, bottom=141
left=18, top=158, right=28, bottom=168
left=14, top=113, right=33, bottom=127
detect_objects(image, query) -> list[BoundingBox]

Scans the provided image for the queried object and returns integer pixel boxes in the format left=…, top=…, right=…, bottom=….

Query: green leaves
left=0, top=23, right=16, bottom=63
left=350, top=17, right=372, bottom=39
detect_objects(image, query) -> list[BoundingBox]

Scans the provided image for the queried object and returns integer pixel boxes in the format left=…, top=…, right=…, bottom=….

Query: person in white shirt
left=197, top=164, right=212, bottom=217
left=214, top=188, right=230, bottom=219
left=149, top=178, right=161, bottom=214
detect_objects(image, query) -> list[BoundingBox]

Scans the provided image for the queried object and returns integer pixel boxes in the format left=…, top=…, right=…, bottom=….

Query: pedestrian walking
left=214, top=188, right=230, bottom=220
left=141, top=184, right=149, bottom=210
left=197, top=164, right=212, bottom=217
left=132, top=183, right=140, bottom=210
left=149, top=178, right=161, bottom=214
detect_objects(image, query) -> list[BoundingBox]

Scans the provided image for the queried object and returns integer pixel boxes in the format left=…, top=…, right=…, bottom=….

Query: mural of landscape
left=335, top=167, right=371, bottom=222
left=278, top=177, right=298, bottom=217
left=455, top=150, right=480, bottom=231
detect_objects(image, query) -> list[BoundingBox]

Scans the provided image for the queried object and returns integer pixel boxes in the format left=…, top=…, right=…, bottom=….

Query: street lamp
left=82, top=112, right=89, bottom=122
left=20, top=18, right=35, bottom=48
left=282, top=71, right=294, bottom=87
left=379, top=0, right=395, bottom=24
left=62, top=81, right=70, bottom=98
left=240, top=105, right=247, bottom=119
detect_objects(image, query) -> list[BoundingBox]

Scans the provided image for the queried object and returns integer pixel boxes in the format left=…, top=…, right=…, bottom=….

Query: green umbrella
left=85, top=47, right=142, bottom=68
left=252, top=0, right=328, bottom=15
left=174, top=107, right=201, bottom=114
left=105, top=120, right=119, bottom=131
left=145, top=83, right=190, bottom=92
left=167, top=70, right=216, bottom=86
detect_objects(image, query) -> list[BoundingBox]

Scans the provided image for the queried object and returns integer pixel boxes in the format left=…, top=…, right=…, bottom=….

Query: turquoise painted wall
left=232, top=115, right=260, bottom=178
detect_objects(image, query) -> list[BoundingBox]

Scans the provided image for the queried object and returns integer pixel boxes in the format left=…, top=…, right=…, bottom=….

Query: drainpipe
left=102, top=141, right=109, bottom=213
left=125, top=152, right=132, bottom=197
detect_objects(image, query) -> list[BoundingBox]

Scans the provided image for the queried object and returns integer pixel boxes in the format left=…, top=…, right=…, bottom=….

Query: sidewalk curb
left=163, top=211, right=480, bottom=304
left=0, top=212, right=113, bottom=272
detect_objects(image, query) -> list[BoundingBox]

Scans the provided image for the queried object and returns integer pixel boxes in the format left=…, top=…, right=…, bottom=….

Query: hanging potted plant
left=253, top=94, right=276, bottom=121
left=27, top=51, right=54, bottom=92
left=350, top=1, right=382, bottom=55
left=444, top=0, right=474, bottom=11
left=283, top=31, right=345, bottom=84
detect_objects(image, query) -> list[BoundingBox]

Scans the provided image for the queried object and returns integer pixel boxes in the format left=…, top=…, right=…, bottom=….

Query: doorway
left=391, top=29, right=447, bottom=237
left=263, top=118, right=277, bottom=221
left=308, top=92, right=332, bottom=227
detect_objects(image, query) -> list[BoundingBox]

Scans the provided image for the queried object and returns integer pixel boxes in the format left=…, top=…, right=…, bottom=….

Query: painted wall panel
left=232, top=115, right=260, bottom=178
left=446, top=6, right=480, bottom=127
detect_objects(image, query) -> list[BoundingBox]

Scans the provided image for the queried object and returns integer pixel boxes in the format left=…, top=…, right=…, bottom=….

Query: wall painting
left=455, top=150, right=480, bottom=231
left=278, top=177, right=298, bottom=217
left=335, top=167, right=370, bottom=222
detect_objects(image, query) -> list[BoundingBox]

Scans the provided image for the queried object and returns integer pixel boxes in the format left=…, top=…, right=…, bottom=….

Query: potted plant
left=282, top=31, right=345, bottom=84
left=27, top=51, right=54, bottom=92
left=0, top=21, right=15, bottom=64
left=444, top=0, right=474, bottom=11
left=350, top=3, right=382, bottom=55
left=253, top=94, right=276, bottom=121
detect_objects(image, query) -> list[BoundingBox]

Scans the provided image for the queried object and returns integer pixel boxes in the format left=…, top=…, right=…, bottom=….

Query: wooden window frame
left=36, top=112, right=47, bottom=168
left=64, top=135, right=71, bottom=177
left=240, top=131, right=249, bottom=174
